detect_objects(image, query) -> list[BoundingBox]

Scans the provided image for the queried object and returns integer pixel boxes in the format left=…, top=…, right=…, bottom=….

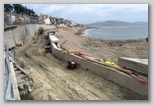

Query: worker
left=39, top=27, right=44, bottom=35
left=35, top=30, right=39, bottom=35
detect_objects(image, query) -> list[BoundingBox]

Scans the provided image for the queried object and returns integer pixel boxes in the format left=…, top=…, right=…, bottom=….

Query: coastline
left=54, top=26, right=148, bottom=63
left=80, top=25, right=148, bottom=40
left=81, top=26, right=98, bottom=36
left=6, top=25, right=148, bottom=100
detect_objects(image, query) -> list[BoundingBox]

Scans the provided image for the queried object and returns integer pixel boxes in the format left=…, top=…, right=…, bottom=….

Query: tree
left=4, top=4, right=13, bottom=12
left=19, top=5, right=24, bottom=14
left=22, top=6, right=27, bottom=14
left=6, top=4, right=38, bottom=17
left=13, top=4, right=25, bottom=14
left=28, top=9, right=31, bottom=15
left=13, top=4, right=21, bottom=14
left=24, top=6, right=29, bottom=14
left=31, top=9, right=35, bottom=16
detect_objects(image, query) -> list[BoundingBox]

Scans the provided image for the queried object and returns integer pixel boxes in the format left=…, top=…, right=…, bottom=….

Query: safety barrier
left=4, top=44, right=20, bottom=100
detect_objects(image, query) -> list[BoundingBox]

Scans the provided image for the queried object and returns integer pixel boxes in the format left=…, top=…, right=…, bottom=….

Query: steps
left=13, top=64, right=33, bottom=96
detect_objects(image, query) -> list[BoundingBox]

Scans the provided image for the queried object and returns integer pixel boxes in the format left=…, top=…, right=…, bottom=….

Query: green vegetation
left=4, top=4, right=13, bottom=12
left=4, top=4, right=37, bottom=16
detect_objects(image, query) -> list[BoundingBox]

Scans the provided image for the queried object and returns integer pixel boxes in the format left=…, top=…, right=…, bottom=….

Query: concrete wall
left=50, top=39, right=148, bottom=97
left=4, top=25, right=148, bottom=97
left=118, top=57, right=148, bottom=74
left=4, top=24, right=55, bottom=48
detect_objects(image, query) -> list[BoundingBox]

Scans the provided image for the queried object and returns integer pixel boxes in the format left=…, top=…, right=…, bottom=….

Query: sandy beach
left=4, top=4, right=148, bottom=101
left=4, top=25, right=148, bottom=100
left=53, top=26, right=148, bottom=64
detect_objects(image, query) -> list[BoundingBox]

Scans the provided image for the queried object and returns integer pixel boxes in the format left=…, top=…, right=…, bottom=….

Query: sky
left=22, top=4, right=148, bottom=24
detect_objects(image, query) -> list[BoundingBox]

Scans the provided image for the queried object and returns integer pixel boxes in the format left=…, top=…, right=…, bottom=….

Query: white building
left=44, top=16, right=50, bottom=25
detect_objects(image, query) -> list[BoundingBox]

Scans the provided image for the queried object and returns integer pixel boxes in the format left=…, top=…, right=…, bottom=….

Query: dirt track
left=15, top=32, right=147, bottom=100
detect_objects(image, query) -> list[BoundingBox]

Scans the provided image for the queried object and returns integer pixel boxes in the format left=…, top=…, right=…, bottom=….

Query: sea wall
left=50, top=38, right=148, bottom=97
left=4, top=24, right=55, bottom=47
left=4, top=25, right=148, bottom=97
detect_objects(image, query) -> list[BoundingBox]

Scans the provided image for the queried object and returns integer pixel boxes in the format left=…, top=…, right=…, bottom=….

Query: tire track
left=15, top=35, right=147, bottom=100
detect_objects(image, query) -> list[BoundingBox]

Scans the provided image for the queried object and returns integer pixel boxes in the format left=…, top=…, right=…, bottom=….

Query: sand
left=54, top=26, right=148, bottom=64
left=5, top=25, right=148, bottom=100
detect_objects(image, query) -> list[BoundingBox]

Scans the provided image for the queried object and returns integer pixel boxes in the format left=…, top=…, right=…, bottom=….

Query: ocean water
left=82, top=25, right=148, bottom=40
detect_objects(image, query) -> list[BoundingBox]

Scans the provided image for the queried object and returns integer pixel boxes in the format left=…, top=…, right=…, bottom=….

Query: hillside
left=86, top=20, right=148, bottom=26
left=133, top=21, right=148, bottom=26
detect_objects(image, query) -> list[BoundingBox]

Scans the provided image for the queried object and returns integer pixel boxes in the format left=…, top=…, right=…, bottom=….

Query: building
left=44, top=16, right=50, bottom=25
left=4, top=12, right=26, bottom=25
left=39, top=14, right=51, bottom=25
left=49, top=17, right=57, bottom=25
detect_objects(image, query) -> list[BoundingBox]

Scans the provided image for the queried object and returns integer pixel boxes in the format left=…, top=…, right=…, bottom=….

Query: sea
left=82, top=24, right=148, bottom=40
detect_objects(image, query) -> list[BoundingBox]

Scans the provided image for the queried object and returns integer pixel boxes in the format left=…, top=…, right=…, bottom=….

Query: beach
left=4, top=25, right=148, bottom=100
left=3, top=4, right=149, bottom=101
left=53, top=26, right=148, bottom=64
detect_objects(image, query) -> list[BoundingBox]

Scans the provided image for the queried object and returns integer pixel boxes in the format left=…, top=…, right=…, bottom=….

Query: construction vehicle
left=38, top=27, right=44, bottom=35
left=47, top=30, right=56, bottom=35
left=67, top=60, right=77, bottom=69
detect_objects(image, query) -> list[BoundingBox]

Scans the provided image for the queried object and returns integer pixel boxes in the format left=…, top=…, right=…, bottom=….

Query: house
left=23, top=14, right=30, bottom=24
left=4, top=12, right=10, bottom=25
left=39, top=14, right=51, bottom=25
left=57, top=18, right=64, bottom=23
left=4, top=12, right=15, bottom=24
left=38, top=14, right=44, bottom=24
left=18, top=17, right=25, bottom=24
left=65, top=20, right=74, bottom=27
left=10, top=15, right=16, bottom=24
left=4, top=12, right=26, bottom=25
left=63, top=20, right=68, bottom=25
left=49, top=17, right=57, bottom=25
left=44, top=15, right=50, bottom=25
left=56, top=18, right=65, bottom=26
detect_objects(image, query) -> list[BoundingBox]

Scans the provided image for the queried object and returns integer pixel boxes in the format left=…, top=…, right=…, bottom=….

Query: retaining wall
left=4, top=24, right=55, bottom=48
left=118, top=57, right=148, bottom=74
left=50, top=39, right=148, bottom=97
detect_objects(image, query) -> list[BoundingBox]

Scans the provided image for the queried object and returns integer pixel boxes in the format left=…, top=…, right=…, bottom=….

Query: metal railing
left=4, top=44, right=15, bottom=100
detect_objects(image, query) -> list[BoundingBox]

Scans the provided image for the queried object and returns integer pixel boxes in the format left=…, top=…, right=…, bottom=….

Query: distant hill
left=86, top=20, right=148, bottom=26
left=132, top=21, right=148, bottom=25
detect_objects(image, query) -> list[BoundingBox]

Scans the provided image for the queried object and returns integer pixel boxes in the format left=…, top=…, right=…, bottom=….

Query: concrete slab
left=118, top=57, right=148, bottom=75
left=49, top=35, right=59, bottom=43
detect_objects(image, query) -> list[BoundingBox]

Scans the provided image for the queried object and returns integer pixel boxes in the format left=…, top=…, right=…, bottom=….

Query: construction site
left=4, top=24, right=148, bottom=100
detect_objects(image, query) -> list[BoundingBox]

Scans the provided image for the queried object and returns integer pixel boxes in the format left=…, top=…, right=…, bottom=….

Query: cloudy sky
left=22, top=4, right=148, bottom=24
